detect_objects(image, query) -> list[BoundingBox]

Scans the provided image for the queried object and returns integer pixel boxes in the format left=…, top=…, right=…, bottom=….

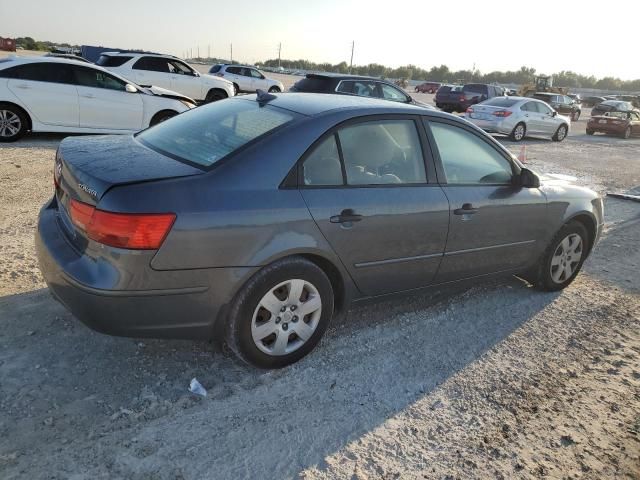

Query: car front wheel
left=623, top=126, right=631, bottom=139
left=268, top=86, right=281, bottom=93
left=553, top=124, right=568, bottom=142
left=226, top=257, right=334, bottom=369
left=572, top=111, right=580, bottom=121
left=149, top=110, right=177, bottom=126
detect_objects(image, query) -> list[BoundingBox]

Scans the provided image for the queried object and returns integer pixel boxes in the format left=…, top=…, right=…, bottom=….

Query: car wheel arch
left=566, top=213, right=597, bottom=255
left=0, top=101, right=32, bottom=131
left=149, top=109, right=178, bottom=126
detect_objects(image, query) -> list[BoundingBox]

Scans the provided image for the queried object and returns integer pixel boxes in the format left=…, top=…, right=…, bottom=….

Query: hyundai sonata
left=36, top=92, right=603, bottom=368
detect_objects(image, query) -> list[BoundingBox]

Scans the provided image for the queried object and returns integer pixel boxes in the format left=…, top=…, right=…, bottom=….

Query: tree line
left=258, top=59, right=640, bottom=92
left=15, top=37, right=79, bottom=52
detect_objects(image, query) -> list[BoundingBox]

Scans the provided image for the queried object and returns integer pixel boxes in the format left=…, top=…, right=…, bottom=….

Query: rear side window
left=209, top=64, right=222, bottom=73
left=483, top=97, right=518, bottom=107
left=290, top=77, right=332, bottom=92
left=429, top=122, right=513, bottom=185
left=226, top=66, right=240, bottom=74
left=0, top=62, right=72, bottom=83
left=96, top=55, right=132, bottom=67
left=133, top=57, right=170, bottom=73
left=302, top=135, right=343, bottom=186
left=137, top=99, right=295, bottom=168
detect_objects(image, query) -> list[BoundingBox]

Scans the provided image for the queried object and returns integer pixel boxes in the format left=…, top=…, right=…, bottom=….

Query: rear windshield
left=482, top=97, right=518, bottom=107
left=463, top=84, right=486, bottom=94
left=137, top=99, right=295, bottom=167
left=290, top=77, right=332, bottom=92
left=96, top=55, right=132, bottom=67
left=209, top=64, right=222, bottom=73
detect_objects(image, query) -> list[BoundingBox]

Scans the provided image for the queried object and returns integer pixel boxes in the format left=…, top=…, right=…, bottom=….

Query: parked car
left=44, top=53, right=92, bottom=64
left=591, top=100, right=636, bottom=117
left=506, top=88, right=518, bottom=96
left=434, top=84, right=458, bottom=109
left=36, top=93, right=603, bottom=368
left=209, top=64, right=284, bottom=95
left=616, top=95, right=640, bottom=108
left=465, top=96, right=571, bottom=142
left=0, top=57, right=195, bottom=142
left=586, top=110, right=640, bottom=139
left=582, top=96, right=606, bottom=107
left=96, top=52, right=234, bottom=103
left=533, top=92, right=581, bottom=121
left=415, top=81, right=441, bottom=93
left=567, top=93, right=582, bottom=104
left=289, top=73, right=434, bottom=108
left=438, top=83, right=505, bottom=113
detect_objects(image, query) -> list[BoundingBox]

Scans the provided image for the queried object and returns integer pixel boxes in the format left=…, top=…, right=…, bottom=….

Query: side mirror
left=552, top=111, right=558, bottom=117
left=125, top=83, right=137, bottom=93
left=519, top=168, right=540, bottom=188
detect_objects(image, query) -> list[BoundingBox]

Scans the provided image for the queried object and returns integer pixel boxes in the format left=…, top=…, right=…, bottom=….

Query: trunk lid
left=55, top=135, right=204, bottom=206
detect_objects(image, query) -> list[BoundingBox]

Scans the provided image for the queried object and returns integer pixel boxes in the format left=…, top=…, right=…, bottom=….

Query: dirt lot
left=0, top=78, right=639, bottom=479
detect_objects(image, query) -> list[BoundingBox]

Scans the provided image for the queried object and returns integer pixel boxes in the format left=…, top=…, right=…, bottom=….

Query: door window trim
left=290, top=114, right=438, bottom=189
left=422, top=117, right=521, bottom=186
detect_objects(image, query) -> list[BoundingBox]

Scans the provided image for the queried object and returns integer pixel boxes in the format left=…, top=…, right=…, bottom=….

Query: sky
left=1, top=0, right=638, bottom=80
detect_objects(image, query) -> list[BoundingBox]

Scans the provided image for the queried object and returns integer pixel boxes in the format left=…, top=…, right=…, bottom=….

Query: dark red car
left=415, top=81, right=441, bottom=93
left=586, top=110, right=640, bottom=139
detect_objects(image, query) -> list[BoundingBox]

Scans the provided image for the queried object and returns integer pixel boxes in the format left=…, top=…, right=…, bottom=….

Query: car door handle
left=454, top=203, right=478, bottom=215
left=80, top=93, right=95, bottom=99
left=14, top=83, right=30, bottom=89
left=330, top=209, right=363, bottom=224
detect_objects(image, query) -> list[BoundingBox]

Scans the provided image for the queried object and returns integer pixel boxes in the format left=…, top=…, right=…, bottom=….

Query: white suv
left=97, top=53, right=234, bottom=103
left=209, top=64, right=284, bottom=95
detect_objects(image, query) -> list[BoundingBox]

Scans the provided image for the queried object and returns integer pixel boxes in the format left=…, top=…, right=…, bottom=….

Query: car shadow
left=0, top=132, right=81, bottom=149
left=0, top=276, right=561, bottom=478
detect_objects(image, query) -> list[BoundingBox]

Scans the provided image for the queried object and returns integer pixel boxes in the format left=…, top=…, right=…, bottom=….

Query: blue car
left=36, top=92, right=604, bottom=368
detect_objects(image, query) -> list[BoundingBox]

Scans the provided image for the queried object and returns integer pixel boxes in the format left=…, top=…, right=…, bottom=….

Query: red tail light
left=493, top=110, right=512, bottom=118
left=69, top=199, right=175, bottom=250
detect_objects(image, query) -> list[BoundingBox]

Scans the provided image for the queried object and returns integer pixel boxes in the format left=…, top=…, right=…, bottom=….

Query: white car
left=208, top=64, right=284, bottom=95
left=97, top=52, right=234, bottom=103
left=0, top=57, right=196, bottom=142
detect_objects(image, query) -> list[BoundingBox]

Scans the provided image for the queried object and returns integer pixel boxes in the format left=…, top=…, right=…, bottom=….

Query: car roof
left=306, top=73, right=380, bottom=81
left=101, top=51, right=179, bottom=59
left=238, top=92, right=448, bottom=117
left=0, top=56, right=98, bottom=68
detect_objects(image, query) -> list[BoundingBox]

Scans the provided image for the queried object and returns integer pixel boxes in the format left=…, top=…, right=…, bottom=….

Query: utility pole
left=230, top=43, right=233, bottom=63
left=349, top=40, right=354, bottom=74
left=197, top=46, right=200, bottom=59
left=208, top=44, right=210, bottom=59
left=278, top=42, right=281, bottom=69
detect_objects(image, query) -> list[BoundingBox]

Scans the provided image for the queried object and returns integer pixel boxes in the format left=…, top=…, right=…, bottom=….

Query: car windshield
left=482, top=97, right=518, bottom=107
left=137, top=99, right=295, bottom=168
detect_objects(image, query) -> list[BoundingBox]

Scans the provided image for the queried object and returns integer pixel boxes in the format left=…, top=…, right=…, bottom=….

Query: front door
left=426, top=120, right=548, bottom=283
left=168, top=60, right=202, bottom=100
left=299, top=117, right=449, bottom=296
left=72, top=66, right=143, bottom=130
left=6, top=62, right=79, bottom=127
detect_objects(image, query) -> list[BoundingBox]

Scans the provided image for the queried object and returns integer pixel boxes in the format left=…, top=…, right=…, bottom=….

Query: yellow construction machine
left=518, top=76, right=569, bottom=97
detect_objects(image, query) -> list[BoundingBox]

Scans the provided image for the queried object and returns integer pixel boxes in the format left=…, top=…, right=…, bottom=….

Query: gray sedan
left=465, top=96, right=571, bottom=142
left=36, top=93, right=603, bottom=368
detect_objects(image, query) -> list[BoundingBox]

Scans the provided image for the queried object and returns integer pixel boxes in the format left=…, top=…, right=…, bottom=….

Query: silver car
left=465, top=96, right=571, bottom=142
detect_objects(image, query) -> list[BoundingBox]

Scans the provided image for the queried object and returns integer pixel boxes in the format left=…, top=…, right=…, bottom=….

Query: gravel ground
left=0, top=83, right=638, bottom=479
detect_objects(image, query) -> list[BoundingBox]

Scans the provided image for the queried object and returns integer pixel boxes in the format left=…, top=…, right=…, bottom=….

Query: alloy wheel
left=0, top=110, right=21, bottom=138
left=550, top=233, right=583, bottom=284
left=514, top=124, right=525, bottom=140
left=557, top=125, right=567, bottom=141
left=251, top=279, right=322, bottom=356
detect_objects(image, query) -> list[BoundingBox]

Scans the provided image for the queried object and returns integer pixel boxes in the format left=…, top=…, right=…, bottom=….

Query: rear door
left=71, top=65, right=143, bottom=130
left=6, top=62, right=79, bottom=127
left=425, top=119, right=547, bottom=282
left=299, top=116, right=449, bottom=296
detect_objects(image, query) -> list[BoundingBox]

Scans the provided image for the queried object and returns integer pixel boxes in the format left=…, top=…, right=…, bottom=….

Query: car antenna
left=256, top=89, right=277, bottom=106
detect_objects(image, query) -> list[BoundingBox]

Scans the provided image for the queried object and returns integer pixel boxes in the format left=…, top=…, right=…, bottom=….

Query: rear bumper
left=587, top=123, right=624, bottom=134
left=36, top=197, right=257, bottom=340
left=466, top=117, right=512, bottom=135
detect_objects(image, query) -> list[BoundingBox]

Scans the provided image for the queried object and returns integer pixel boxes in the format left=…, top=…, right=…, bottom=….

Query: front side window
left=338, top=120, right=426, bottom=185
left=536, top=102, right=553, bottom=115
left=72, top=66, right=127, bottom=91
left=137, top=99, right=295, bottom=167
left=302, top=135, right=343, bottom=186
left=429, top=122, right=513, bottom=185
left=169, top=60, right=194, bottom=75
left=380, top=83, right=408, bottom=102
left=250, top=69, right=263, bottom=79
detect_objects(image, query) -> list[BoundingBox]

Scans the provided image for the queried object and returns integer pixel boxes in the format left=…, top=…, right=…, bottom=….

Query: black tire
left=622, top=126, right=631, bottom=139
left=572, top=110, right=580, bottom=121
left=149, top=110, right=177, bottom=126
left=225, top=256, right=334, bottom=369
left=527, top=221, right=589, bottom=292
left=205, top=88, right=228, bottom=103
left=510, top=122, right=526, bottom=142
left=553, top=124, right=568, bottom=142
left=268, top=86, right=281, bottom=93
left=586, top=129, right=594, bottom=135
left=233, top=83, right=240, bottom=95
left=0, top=103, right=28, bottom=142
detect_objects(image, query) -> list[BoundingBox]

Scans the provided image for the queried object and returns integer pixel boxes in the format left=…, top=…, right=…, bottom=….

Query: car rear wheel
left=572, top=111, right=580, bottom=121
left=0, top=104, right=28, bottom=142
left=623, top=126, right=631, bottom=139
left=527, top=221, right=589, bottom=292
left=205, top=88, right=228, bottom=103
left=553, top=124, right=568, bottom=142
left=225, top=257, right=334, bottom=369
left=510, top=122, right=526, bottom=142
left=233, top=83, right=240, bottom=95
left=586, top=129, right=594, bottom=135
left=268, top=86, right=281, bottom=93
left=149, top=110, right=177, bottom=126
